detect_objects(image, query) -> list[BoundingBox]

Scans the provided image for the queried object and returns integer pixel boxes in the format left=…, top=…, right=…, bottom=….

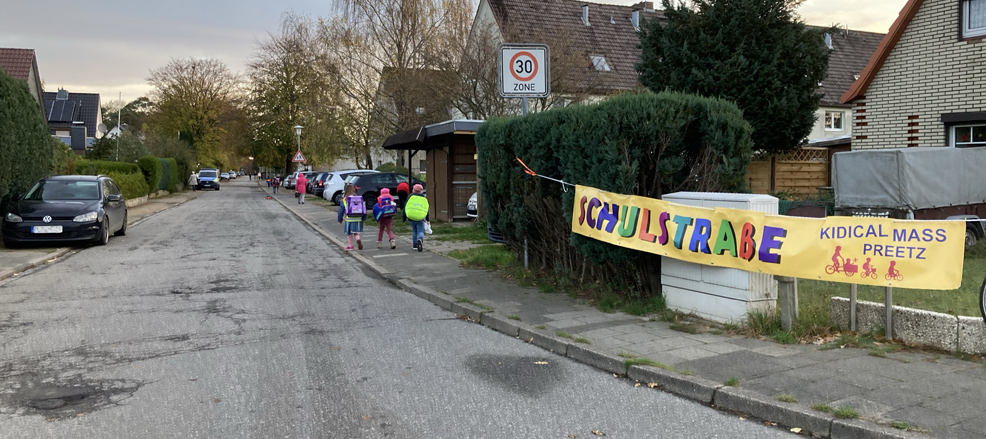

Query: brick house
left=0, top=48, right=45, bottom=113
left=842, top=0, right=986, bottom=149
left=43, top=89, right=103, bottom=154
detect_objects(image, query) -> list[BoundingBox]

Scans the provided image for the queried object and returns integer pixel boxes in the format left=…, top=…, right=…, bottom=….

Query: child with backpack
left=337, top=184, right=366, bottom=251
left=373, top=188, right=398, bottom=249
left=402, top=184, right=430, bottom=252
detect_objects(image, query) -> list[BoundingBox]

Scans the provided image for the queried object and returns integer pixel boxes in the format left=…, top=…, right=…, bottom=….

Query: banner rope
left=515, top=157, right=575, bottom=192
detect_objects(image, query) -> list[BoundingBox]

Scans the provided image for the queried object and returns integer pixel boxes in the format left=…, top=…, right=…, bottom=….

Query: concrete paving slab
left=664, top=346, right=719, bottom=361
left=827, top=395, right=895, bottom=421
left=700, top=342, right=747, bottom=355
left=882, top=405, right=961, bottom=430
left=677, top=350, right=789, bottom=381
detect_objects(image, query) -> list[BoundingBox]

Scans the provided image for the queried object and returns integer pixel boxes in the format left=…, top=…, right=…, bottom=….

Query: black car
left=2, top=175, right=128, bottom=247
left=307, top=172, right=331, bottom=197
left=349, top=172, right=424, bottom=206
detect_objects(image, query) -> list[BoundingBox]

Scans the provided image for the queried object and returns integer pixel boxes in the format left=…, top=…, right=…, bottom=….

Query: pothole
left=7, top=379, right=143, bottom=419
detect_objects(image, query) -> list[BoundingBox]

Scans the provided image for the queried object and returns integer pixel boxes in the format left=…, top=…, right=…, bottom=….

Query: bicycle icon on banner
left=824, top=247, right=902, bottom=281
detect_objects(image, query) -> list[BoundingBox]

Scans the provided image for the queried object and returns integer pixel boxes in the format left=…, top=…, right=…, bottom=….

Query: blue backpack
left=373, top=197, right=397, bottom=220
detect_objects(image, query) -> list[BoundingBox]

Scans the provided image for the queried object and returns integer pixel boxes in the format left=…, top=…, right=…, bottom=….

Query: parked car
left=467, top=192, right=478, bottom=218
left=227, top=170, right=236, bottom=179
left=324, top=170, right=379, bottom=205
left=2, top=175, right=128, bottom=247
left=283, top=174, right=296, bottom=188
left=220, top=172, right=230, bottom=181
left=349, top=172, right=424, bottom=207
left=307, top=172, right=331, bottom=197
left=197, top=169, right=220, bottom=190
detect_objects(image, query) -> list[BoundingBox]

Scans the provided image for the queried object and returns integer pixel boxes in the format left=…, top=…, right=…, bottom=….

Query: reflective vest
left=404, top=195, right=429, bottom=221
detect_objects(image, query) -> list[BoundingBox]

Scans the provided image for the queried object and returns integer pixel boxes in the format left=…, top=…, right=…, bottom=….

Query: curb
left=268, top=186, right=932, bottom=439
left=0, top=247, right=73, bottom=282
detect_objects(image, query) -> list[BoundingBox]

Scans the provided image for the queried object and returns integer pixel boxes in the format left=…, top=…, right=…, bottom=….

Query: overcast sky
left=0, top=0, right=906, bottom=106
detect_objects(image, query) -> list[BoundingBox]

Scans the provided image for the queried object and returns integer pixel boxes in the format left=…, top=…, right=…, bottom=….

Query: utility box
left=660, top=192, right=779, bottom=323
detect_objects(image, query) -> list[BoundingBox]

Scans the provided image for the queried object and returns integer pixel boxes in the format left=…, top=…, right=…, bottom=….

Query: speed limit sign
left=498, top=44, right=550, bottom=98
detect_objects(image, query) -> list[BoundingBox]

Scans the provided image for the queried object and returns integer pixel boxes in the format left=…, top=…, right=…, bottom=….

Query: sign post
left=498, top=44, right=550, bottom=116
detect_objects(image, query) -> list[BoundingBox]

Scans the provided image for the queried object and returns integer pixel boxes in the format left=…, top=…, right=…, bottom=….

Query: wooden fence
left=746, top=147, right=829, bottom=195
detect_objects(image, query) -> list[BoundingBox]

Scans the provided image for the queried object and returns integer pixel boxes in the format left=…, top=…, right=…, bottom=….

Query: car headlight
left=5, top=213, right=22, bottom=223
left=73, top=211, right=98, bottom=222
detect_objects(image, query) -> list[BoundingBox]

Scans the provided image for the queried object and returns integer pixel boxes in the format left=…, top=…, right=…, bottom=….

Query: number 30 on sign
left=498, top=44, right=550, bottom=98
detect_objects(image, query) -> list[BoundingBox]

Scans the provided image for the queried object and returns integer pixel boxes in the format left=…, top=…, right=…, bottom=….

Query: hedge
left=0, top=69, right=53, bottom=213
left=476, top=91, right=753, bottom=296
left=138, top=155, right=163, bottom=192
left=161, top=158, right=178, bottom=192
left=74, top=159, right=140, bottom=176
left=106, top=171, right=149, bottom=200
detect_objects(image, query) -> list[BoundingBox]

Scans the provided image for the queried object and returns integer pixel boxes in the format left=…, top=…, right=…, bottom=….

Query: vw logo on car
left=43, top=216, right=52, bottom=223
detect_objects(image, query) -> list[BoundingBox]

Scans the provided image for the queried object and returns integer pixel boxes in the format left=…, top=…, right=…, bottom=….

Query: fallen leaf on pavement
left=534, top=361, right=548, bottom=365
left=591, top=429, right=605, bottom=436
left=738, top=417, right=746, bottom=421
left=647, top=383, right=659, bottom=389
left=764, top=421, right=776, bottom=426
left=568, top=435, right=575, bottom=438
left=612, top=374, right=618, bottom=378
left=213, top=398, right=221, bottom=403
left=634, top=383, right=641, bottom=387
left=362, top=415, right=370, bottom=421
left=529, top=337, right=534, bottom=343
left=790, top=427, right=802, bottom=433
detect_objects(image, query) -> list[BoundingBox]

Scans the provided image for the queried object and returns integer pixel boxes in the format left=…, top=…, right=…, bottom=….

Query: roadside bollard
left=775, top=276, right=798, bottom=331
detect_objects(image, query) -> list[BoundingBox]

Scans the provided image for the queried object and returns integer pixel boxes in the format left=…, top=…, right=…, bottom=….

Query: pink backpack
left=345, top=195, right=366, bottom=217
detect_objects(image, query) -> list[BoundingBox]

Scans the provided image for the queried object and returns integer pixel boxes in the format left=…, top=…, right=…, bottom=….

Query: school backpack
left=345, top=195, right=366, bottom=217
left=379, top=197, right=397, bottom=218
left=404, top=194, right=429, bottom=221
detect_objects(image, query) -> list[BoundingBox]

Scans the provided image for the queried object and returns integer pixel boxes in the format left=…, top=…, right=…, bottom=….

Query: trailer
left=831, top=147, right=986, bottom=247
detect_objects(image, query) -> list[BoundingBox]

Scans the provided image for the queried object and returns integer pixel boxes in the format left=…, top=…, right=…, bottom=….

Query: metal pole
left=522, top=97, right=528, bottom=116
left=850, top=284, right=858, bottom=332
left=116, top=92, right=121, bottom=161
left=885, top=286, right=893, bottom=340
left=296, top=132, right=301, bottom=173
left=524, top=239, right=529, bottom=270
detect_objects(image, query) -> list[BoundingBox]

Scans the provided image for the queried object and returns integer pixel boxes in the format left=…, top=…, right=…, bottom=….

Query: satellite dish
left=97, top=123, right=107, bottom=134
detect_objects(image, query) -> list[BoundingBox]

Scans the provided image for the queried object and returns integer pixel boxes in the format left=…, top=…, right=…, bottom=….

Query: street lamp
left=293, top=125, right=303, bottom=172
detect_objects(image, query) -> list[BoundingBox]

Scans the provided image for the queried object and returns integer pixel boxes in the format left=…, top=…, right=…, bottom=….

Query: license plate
left=32, top=226, right=62, bottom=234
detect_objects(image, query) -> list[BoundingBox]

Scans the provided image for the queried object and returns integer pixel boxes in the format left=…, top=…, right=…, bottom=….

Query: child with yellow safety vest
left=402, top=184, right=429, bottom=252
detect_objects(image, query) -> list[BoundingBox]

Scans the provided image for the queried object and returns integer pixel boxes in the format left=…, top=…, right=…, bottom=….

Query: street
left=0, top=179, right=789, bottom=438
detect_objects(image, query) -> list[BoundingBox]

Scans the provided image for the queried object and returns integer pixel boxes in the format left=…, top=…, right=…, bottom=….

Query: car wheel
left=96, top=218, right=110, bottom=246
left=216, top=186, right=220, bottom=191
left=115, top=212, right=128, bottom=236
left=333, top=192, right=343, bottom=206
left=363, top=192, right=377, bottom=208
left=966, top=228, right=978, bottom=248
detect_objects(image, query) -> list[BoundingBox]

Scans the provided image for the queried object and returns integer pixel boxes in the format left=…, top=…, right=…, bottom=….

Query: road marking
left=372, top=253, right=409, bottom=258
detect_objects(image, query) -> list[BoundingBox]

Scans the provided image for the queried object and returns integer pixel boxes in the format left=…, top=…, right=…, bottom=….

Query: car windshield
left=199, top=171, right=217, bottom=178
left=24, top=180, right=100, bottom=201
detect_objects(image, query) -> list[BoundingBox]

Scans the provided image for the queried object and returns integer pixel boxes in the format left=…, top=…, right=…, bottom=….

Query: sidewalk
left=267, top=186, right=986, bottom=439
left=0, top=190, right=203, bottom=281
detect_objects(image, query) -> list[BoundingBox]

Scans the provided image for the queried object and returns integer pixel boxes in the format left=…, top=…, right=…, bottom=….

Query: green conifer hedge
left=0, top=69, right=54, bottom=212
left=476, top=91, right=753, bottom=295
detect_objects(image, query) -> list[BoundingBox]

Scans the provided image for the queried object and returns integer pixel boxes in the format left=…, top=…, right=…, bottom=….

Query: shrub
left=106, top=171, right=149, bottom=200
left=74, top=159, right=139, bottom=175
left=50, top=137, right=76, bottom=175
left=376, top=162, right=409, bottom=174
left=138, top=155, right=162, bottom=192
left=476, top=91, right=753, bottom=296
left=162, top=158, right=179, bottom=192
left=0, top=69, right=54, bottom=213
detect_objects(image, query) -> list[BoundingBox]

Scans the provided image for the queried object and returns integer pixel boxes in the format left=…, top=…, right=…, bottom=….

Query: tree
left=248, top=14, right=343, bottom=172
left=101, top=97, right=153, bottom=133
left=145, top=58, right=244, bottom=167
left=0, top=69, right=53, bottom=210
left=636, top=0, right=830, bottom=154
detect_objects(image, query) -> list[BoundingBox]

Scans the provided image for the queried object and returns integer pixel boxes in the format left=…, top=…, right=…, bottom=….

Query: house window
left=825, top=111, right=844, bottom=130
left=591, top=55, right=611, bottom=72
left=952, top=124, right=986, bottom=147
left=964, top=0, right=986, bottom=38
left=419, top=159, right=426, bottom=173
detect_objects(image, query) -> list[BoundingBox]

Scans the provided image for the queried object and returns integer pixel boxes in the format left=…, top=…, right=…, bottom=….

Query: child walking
left=337, top=184, right=366, bottom=251
left=402, top=184, right=430, bottom=252
left=373, top=188, right=398, bottom=249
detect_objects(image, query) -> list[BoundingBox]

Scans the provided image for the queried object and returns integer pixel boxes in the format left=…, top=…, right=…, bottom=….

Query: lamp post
left=248, top=156, right=254, bottom=181
left=294, top=125, right=303, bottom=172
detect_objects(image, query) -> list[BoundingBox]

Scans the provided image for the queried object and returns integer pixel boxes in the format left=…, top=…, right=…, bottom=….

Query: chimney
left=56, top=88, right=69, bottom=101
left=582, top=5, right=589, bottom=26
left=70, top=122, right=86, bottom=151
left=632, top=1, right=654, bottom=10
left=632, top=10, right=640, bottom=30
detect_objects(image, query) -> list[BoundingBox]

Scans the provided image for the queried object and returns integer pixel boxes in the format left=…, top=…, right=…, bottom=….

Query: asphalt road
left=0, top=179, right=791, bottom=438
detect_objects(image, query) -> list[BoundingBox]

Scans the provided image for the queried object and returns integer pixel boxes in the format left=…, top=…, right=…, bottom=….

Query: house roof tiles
left=44, top=91, right=101, bottom=140
left=818, top=28, right=885, bottom=107
left=487, top=0, right=663, bottom=94
left=0, top=48, right=37, bottom=80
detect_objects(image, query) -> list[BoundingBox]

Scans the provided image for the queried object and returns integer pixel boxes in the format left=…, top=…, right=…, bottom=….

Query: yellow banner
left=571, top=185, right=965, bottom=290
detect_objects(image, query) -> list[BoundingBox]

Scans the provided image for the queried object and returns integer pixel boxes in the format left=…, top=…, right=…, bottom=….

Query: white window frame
left=824, top=111, right=844, bottom=131
left=951, top=124, right=986, bottom=147
left=964, top=0, right=986, bottom=38
left=590, top=55, right=611, bottom=72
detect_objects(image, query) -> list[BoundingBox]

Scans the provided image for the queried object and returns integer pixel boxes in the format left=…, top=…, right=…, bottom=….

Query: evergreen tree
left=0, top=69, right=53, bottom=210
left=636, top=0, right=831, bottom=154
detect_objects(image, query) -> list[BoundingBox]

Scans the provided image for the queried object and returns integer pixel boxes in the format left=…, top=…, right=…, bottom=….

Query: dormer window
left=591, top=55, right=611, bottom=72
left=964, top=0, right=986, bottom=38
